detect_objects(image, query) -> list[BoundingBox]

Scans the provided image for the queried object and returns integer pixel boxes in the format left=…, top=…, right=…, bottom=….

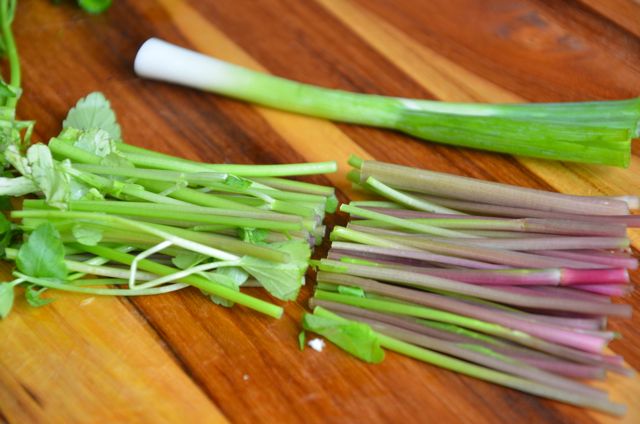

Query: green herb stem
left=75, top=244, right=282, bottom=318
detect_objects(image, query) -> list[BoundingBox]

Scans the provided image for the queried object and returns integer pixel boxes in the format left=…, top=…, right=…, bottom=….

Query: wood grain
left=2, top=0, right=640, bottom=422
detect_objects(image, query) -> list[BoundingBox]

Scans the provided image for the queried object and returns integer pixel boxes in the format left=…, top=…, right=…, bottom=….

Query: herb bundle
left=304, top=156, right=637, bottom=415
left=134, top=38, right=640, bottom=167
left=0, top=91, right=337, bottom=318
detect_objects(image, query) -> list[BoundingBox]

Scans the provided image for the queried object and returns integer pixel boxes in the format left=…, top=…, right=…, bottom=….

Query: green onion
left=134, top=38, right=640, bottom=167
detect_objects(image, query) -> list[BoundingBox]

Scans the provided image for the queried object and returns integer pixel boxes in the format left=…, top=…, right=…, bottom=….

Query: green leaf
left=63, top=92, right=121, bottom=140
left=77, top=0, right=112, bottom=14
left=74, top=128, right=114, bottom=157
left=239, top=240, right=310, bottom=301
left=302, top=312, right=385, bottom=363
left=202, top=273, right=241, bottom=308
left=0, top=176, right=36, bottom=196
left=100, top=151, right=133, bottom=169
left=214, top=266, right=249, bottom=286
left=0, top=282, right=14, bottom=319
left=25, top=285, right=55, bottom=308
left=16, top=222, right=68, bottom=279
left=25, top=144, right=71, bottom=209
left=72, top=224, right=103, bottom=246
left=0, top=81, right=16, bottom=98
left=68, top=178, right=104, bottom=201
left=171, top=251, right=207, bottom=270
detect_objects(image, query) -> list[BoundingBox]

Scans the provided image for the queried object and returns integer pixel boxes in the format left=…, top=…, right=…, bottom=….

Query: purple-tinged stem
left=570, top=284, right=633, bottom=297
left=395, top=196, right=640, bottom=226
left=311, top=298, right=606, bottom=379
left=512, top=356, right=605, bottom=380
left=351, top=215, right=627, bottom=237
left=340, top=312, right=609, bottom=399
left=331, top=241, right=505, bottom=269
left=349, top=222, right=551, bottom=239
left=358, top=160, right=630, bottom=216
left=330, top=257, right=629, bottom=287
left=538, top=250, right=638, bottom=270
left=407, top=236, right=628, bottom=252
left=526, top=286, right=613, bottom=303
left=319, top=258, right=631, bottom=316
left=317, top=271, right=616, bottom=353
left=332, top=226, right=607, bottom=269
left=313, top=297, right=608, bottom=379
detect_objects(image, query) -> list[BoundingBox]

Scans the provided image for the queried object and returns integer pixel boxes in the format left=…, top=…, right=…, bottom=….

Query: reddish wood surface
left=1, top=0, right=639, bottom=423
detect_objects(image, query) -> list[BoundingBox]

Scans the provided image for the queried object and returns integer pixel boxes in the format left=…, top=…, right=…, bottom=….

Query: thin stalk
left=537, top=250, right=638, bottom=270
left=348, top=314, right=607, bottom=398
left=316, top=273, right=616, bottom=352
left=363, top=176, right=463, bottom=214
left=312, top=289, right=616, bottom=366
left=327, top=260, right=629, bottom=287
left=330, top=240, right=504, bottom=269
left=71, top=164, right=228, bottom=184
left=252, top=177, right=336, bottom=196
left=574, top=285, right=632, bottom=297
left=347, top=222, right=547, bottom=239
left=351, top=216, right=627, bottom=237
left=13, top=210, right=240, bottom=261
left=55, top=219, right=290, bottom=263
left=313, top=307, right=625, bottom=416
left=341, top=203, right=473, bottom=238
left=0, top=0, right=19, bottom=108
left=332, top=226, right=605, bottom=269
left=358, top=160, right=630, bottom=215
left=15, top=272, right=186, bottom=296
left=318, top=259, right=630, bottom=317
left=417, top=236, right=629, bottom=252
left=118, top=143, right=338, bottom=176
left=75, top=244, right=282, bottom=318
left=409, top=195, right=640, bottom=226
left=310, top=298, right=606, bottom=379
left=24, top=199, right=304, bottom=232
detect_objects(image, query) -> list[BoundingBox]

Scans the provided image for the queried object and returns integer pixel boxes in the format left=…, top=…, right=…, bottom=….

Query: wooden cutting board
left=1, top=0, right=639, bottom=422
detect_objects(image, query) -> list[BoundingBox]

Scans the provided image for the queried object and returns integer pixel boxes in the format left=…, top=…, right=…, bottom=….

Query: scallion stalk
left=134, top=38, right=639, bottom=167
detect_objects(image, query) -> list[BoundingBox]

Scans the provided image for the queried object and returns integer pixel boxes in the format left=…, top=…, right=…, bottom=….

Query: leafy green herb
left=240, top=240, right=310, bottom=300
left=16, top=222, right=67, bottom=279
left=0, top=176, right=36, bottom=196
left=171, top=251, right=208, bottom=270
left=63, top=92, right=121, bottom=140
left=71, top=224, right=103, bottom=246
left=302, top=311, right=384, bottom=363
left=203, top=272, right=241, bottom=308
left=214, top=266, right=249, bottom=286
left=25, top=144, right=71, bottom=209
left=74, top=128, right=115, bottom=157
